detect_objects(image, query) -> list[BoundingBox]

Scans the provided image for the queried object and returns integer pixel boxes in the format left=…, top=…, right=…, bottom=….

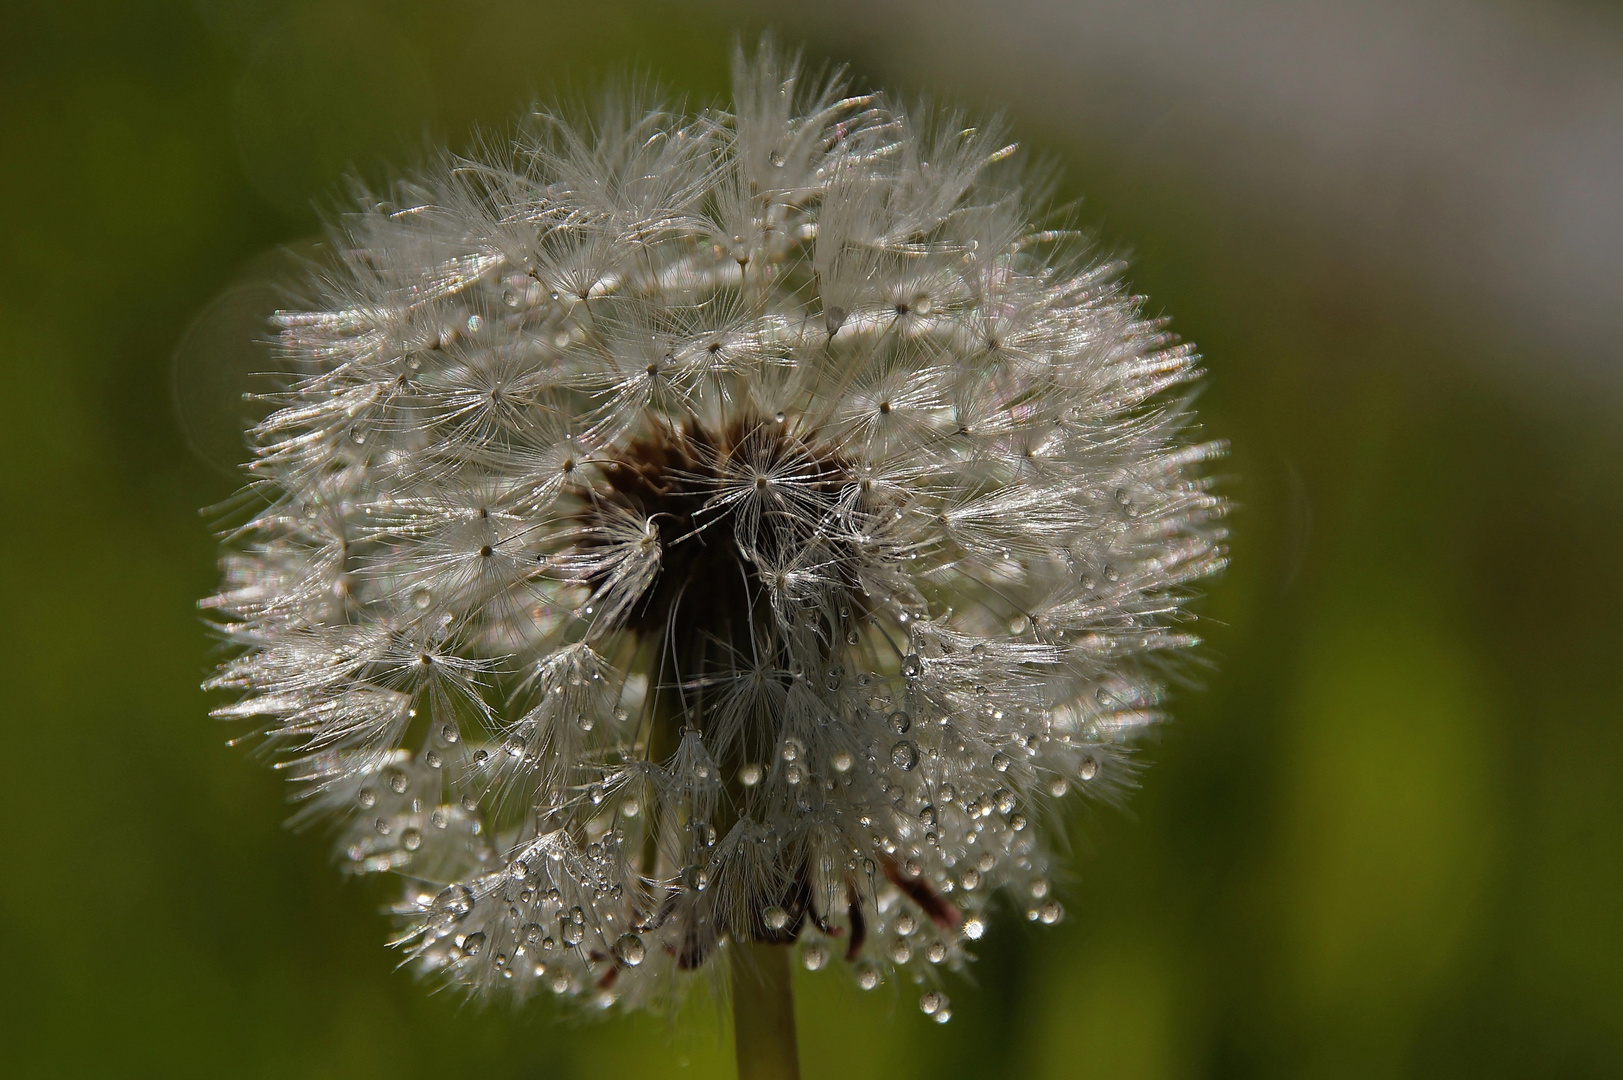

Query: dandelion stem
left=730, top=939, right=800, bottom=1080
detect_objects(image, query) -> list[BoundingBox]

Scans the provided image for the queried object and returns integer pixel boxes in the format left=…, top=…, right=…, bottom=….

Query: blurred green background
left=3, top=1, right=1621, bottom=1077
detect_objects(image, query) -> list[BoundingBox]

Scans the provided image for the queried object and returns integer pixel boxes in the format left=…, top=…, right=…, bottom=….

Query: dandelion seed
left=203, top=37, right=1225, bottom=1036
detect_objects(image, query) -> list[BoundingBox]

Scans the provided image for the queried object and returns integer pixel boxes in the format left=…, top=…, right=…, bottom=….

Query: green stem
left=730, top=939, right=801, bottom=1080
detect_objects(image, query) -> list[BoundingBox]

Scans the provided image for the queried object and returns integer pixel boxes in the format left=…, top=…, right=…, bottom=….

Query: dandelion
left=204, top=40, right=1226, bottom=1079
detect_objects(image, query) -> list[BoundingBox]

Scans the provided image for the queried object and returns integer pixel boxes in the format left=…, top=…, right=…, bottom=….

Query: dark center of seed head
left=586, top=417, right=858, bottom=645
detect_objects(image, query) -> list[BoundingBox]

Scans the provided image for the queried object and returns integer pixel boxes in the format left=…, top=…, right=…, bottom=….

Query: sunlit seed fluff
left=203, top=42, right=1227, bottom=1014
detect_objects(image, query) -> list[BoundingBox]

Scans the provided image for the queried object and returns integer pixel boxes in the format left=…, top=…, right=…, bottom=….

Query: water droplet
left=622, top=798, right=640, bottom=817
left=996, top=789, right=1017, bottom=814
left=961, top=869, right=980, bottom=890
left=461, top=794, right=479, bottom=812
left=894, top=913, right=917, bottom=936
left=560, top=920, right=584, bottom=947
left=920, top=990, right=946, bottom=1015
left=1079, top=756, right=1098, bottom=781
left=440, top=724, right=459, bottom=745
left=934, top=1005, right=952, bottom=1024
left=781, top=739, right=802, bottom=764
left=374, top=817, right=391, bottom=835
left=504, top=736, right=524, bottom=758
left=412, top=588, right=432, bottom=610
left=740, top=763, right=763, bottom=786
left=854, top=962, right=880, bottom=990
left=461, top=931, right=487, bottom=956
left=424, top=749, right=442, bottom=769
left=472, top=749, right=489, bottom=765
left=927, top=941, right=948, bottom=964
left=824, top=664, right=843, bottom=692
left=615, top=933, right=646, bottom=966
left=887, top=710, right=912, bottom=735
left=1010, top=812, right=1028, bottom=831
left=802, top=944, right=827, bottom=970
left=357, top=788, right=377, bottom=809
left=430, top=884, right=475, bottom=928
left=832, top=751, right=853, bottom=773
left=785, top=763, right=805, bottom=786
left=889, top=938, right=912, bottom=963
left=991, top=752, right=1010, bottom=773
left=401, top=827, right=422, bottom=851
left=588, top=784, right=605, bottom=805
left=682, top=865, right=709, bottom=892
left=430, top=808, right=449, bottom=829
left=918, top=804, right=937, bottom=827
left=1049, top=777, right=1069, bottom=797
left=1103, top=565, right=1119, bottom=583
left=962, top=918, right=985, bottom=940
left=900, top=654, right=922, bottom=679
left=939, top=783, right=956, bottom=804
left=768, top=149, right=786, bottom=167
left=1038, top=900, right=1063, bottom=924
left=763, top=906, right=790, bottom=931
left=890, top=740, right=919, bottom=772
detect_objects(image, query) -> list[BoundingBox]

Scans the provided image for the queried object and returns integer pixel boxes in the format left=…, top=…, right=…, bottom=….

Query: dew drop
left=424, top=749, right=442, bottom=769
left=1049, top=777, right=1070, bottom=797
left=763, top=906, right=791, bottom=931
left=504, top=736, right=525, bottom=758
left=588, top=784, right=605, bottom=806
left=996, top=789, right=1017, bottom=814
left=357, top=788, right=377, bottom=809
left=740, top=763, right=763, bottom=787
left=615, top=933, right=646, bottom=966
left=461, top=931, right=487, bottom=956
left=900, top=653, right=922, bottom=679
left=832, top=751, right=853, bottom=773
left=962, top=918, right=985, bottom=940
left=920, top=990, right=946, bottom=1015
left=887, top=710, right=912, bottom=735
left=1079, top=756, right=1099, bottom=781
left=894, top=913, right=917, bottom=936
left=682, top=865, right=709, bottom=892
left=927, top=941, right=948, bottom=964
left=991, top=752, right=1010, bottom=773
left=412, top=588, right=433, bottom=610
left=768, top=149, right=786, bottom=167
left=785, top=763, right=805, bottom=786
left=1010, top=813, right=1028, bottom=831
left=961, top=869, right=980, bottom=890
left=781, top=739, right=803, bottom=764
left=918, top=804, right=937, bottom=827
left=802, top=944, right=827, bottom=970
left=1038, top=900, right=1063, bottom=925
left=889, top=939, right=912, bottom=963
left=430, top=808, right=449, bottom=829
left=440, top=723, right=459, bottom=745
left=891, top=740, right=919, bottom=771
left=401, top=827, right=422, bottom=851
left=560, top=920, right=585, bottom=947
left=854, top=962, right=880, bottom=990
left=824, top=664, right=843, bottom=692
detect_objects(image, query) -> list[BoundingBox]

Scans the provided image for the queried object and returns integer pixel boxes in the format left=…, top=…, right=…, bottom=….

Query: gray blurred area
left=715, top=0, right=1623, bottom=389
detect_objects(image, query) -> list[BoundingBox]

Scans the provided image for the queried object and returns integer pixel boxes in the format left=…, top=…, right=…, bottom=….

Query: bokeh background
left=3, top=1, right=1621, bottom=1077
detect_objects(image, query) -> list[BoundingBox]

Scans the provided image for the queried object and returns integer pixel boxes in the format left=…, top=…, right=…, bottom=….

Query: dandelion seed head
left=204, top=40, right=1227, bottom=1013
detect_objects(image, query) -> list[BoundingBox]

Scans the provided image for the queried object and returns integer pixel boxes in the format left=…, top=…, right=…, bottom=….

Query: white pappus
left=203, top=42, right=1228, bottom=1019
